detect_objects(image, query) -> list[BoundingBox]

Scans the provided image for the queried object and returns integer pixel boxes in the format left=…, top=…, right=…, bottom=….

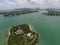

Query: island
left=43, top=9, right=60, bottom=16
left=4, top=11, right=38, bottom=17
left=0, top=8, right=40, bottom=17
left=8, top=24, right=39, bottom=45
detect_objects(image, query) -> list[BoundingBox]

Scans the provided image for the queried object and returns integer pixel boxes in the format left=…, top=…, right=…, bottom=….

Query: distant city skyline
left=0, top=0, right=60, bottom=10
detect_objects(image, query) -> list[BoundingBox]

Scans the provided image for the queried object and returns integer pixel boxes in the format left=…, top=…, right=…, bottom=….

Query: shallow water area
left=0, top=11, right=60, bottom=45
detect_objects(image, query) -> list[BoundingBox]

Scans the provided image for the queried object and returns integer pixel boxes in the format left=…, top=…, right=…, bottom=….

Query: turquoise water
left=0, top=11, right=60, bottom=45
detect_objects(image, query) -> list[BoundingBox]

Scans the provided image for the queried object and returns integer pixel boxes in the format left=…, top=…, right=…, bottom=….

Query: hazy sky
left=0, top=0, right=60, bottom=10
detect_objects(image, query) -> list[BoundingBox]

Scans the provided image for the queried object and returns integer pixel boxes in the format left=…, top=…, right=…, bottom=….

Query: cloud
left=47, top=0, right=60, bottom=8
left=0, top=0, right=60, bottom=10
left=0, top=0, right=41, bottom=10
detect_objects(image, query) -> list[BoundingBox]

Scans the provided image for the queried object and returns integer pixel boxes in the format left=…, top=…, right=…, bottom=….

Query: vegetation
left=8, top=24, right=39, bottom=45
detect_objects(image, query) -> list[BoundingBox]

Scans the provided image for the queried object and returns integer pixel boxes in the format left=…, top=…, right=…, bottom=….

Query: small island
left=8, top=24, right=39, bottom=45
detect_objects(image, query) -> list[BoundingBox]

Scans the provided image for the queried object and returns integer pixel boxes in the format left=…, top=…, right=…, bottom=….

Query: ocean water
left=0, top=11, right=60, bottom=45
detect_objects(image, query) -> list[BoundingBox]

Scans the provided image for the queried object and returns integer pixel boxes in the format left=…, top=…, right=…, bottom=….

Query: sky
left=0, top=0, right=60, bottom=10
